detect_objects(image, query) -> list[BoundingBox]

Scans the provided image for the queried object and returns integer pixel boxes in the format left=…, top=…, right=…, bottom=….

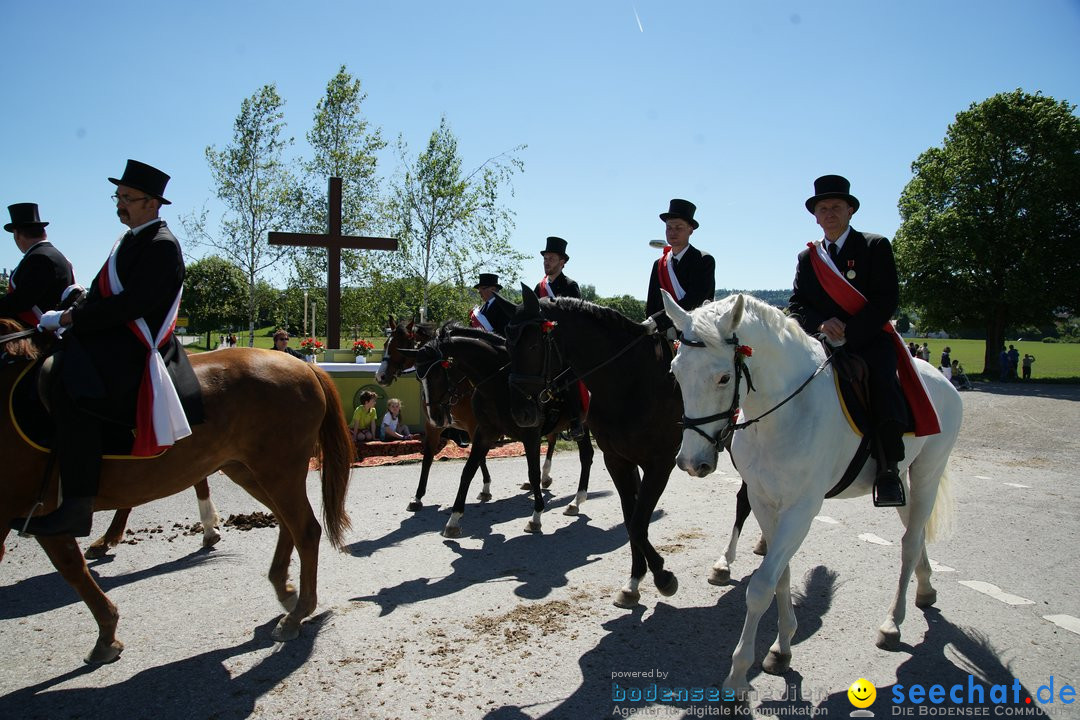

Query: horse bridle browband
left=415, top=340, right=509, bottom=416
left=679, top=332, right=834, bottom=453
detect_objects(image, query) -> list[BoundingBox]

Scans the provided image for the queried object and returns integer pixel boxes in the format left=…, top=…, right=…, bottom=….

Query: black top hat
left=805, top=175, right=859, bottom=214
left=4, top=203, right=49, bottom=233
left=108, top=159, right=172, bottom=205
left=474, top=273, right=502, bottom=290
left=540, top=236, right=569, bottom=261
left=659, top=198, right=698, bottom=229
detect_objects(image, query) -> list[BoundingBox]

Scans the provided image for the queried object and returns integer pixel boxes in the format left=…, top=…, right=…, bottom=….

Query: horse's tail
left=925, top=467, right=955, bottom=543
left=312, top=365, right=353, bottom=549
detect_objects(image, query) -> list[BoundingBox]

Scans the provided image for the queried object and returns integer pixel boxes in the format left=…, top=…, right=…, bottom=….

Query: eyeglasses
left=111, top=193, right=151, bottom=205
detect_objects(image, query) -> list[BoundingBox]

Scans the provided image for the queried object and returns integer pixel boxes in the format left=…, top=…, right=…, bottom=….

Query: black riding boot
left=872, top=423, right=906, bottom=508
left=13, top=496, right=94, bottom=537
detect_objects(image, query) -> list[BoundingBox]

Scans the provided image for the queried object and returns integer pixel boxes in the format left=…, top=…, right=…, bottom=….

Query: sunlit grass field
left=909, top=337, right=1080, bottom=381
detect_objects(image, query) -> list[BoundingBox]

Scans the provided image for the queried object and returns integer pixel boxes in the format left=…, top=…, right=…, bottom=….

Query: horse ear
left=732, top=294, right=746, bottom=328
left=661, top=290, right=692, bottom=333
left=388, top=314, right=397, bottom=328
left=521, top=282, right=539, bottom=313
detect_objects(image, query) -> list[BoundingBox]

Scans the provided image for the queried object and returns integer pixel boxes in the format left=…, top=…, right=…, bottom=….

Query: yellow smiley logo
left=848, top=678, right=877, bottom=708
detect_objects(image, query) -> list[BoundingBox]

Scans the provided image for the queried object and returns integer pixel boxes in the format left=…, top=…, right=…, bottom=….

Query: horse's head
left=504, top=284, right=552, bottom=428
left=664, top=292, right=752, bottom=477
left=0, top=318, right=49, bottom=365
left=408, top=339, right=457, bottom=428
left=377, top=316, right=434, bottom=386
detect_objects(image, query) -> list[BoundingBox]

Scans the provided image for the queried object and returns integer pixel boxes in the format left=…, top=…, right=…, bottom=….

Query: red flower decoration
left=541, top=321, right=557, bottom=334
left=439, top=360, right=451, bottom=369
left=737, top=345, right=753, bottom=358
left=673, top=340, right=681, bottom=351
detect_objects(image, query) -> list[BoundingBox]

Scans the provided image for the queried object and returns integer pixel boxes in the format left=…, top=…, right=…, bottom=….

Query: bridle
left=678, top=332, right=834, bottom=453
left=414, top=338, right=508, bottom=418
left=505, top=318, right=564, bottom=407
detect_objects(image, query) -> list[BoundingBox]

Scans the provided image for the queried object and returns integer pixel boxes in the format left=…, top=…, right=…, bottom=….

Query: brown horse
left=0, top=319, right=352, bottom=664
left=377, top=316, right=591, bottom=514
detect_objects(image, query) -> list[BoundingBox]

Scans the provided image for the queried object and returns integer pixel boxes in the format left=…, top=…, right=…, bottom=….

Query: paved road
left=1, top=384, right=1077, bottom=720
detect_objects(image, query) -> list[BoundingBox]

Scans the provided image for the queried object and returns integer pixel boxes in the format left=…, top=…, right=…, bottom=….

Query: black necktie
left=827, top=242, right=838, bottom=264
left=672, top=256, right=679, bottom=269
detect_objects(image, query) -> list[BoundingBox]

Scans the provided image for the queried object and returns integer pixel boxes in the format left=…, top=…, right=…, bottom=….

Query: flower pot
left=355, top=355, right=367, bottom=364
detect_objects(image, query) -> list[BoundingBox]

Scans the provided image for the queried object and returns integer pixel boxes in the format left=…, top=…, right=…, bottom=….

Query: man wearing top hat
left=534, top=236, right=586, bottom=437
left=645, top=199, right=716, bottom=333
left=788, top=175, right=912, bottom=507
left=469, top=272, right=514, bottom=336
left=1, top=203, right=75, bottom=324
left=13, top=160, right=204, bottom=537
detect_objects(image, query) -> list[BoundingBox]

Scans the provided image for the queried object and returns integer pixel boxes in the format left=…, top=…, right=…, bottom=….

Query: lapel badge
left=846, top=260, right=856, bottom=280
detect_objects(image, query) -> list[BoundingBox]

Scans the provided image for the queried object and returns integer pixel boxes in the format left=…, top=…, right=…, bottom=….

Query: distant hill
left=715, top=289, right=789, bottom=309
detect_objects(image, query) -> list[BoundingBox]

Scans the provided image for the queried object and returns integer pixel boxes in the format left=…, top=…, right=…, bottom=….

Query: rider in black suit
left=787, top=175, right=907, bottom=507
left=645, top=199, right=716, bottom=334
left=535, top=236, right=585, bottom=438
left=470, top=272, right=514, bottom=336
left=1, top=203, right=74, bottom=323
left=13, top=161, right=204, bottom=537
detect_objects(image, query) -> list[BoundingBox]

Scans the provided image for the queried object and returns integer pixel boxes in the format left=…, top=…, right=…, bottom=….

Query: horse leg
left=194, top=478, right=222, bottom=548
left=0, top=528, right=7, bottom=563
left=443, top=440, right=491, bottom=538
left=477, top=458, right=493, bottom=502
left=606, top=457, right=647, bottom=608
left=522, top=432, right=545, bottom=534
left=630, top=465, right=677, bottom=598
left=762, top=563, right=795, bottom=675
left=37, top=535, right=124, bottom=664
left=563, top=428, right=594, bottom=516
left=408, top=427, right=442, bottom=511
left=710, top=481, right=753, bottom=585
left=878, top=469, right=937, bottom=650
left=542, top=433, right=556, bottom=488
left=85, top=508, right=132, bottom=560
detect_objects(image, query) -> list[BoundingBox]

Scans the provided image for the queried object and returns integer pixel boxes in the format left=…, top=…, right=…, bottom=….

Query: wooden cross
left=269, top=177, right=398, bottom=350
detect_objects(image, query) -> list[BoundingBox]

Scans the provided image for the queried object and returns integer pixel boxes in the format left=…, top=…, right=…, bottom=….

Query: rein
left=679, top=333, right=834, bottom=452
left=415, top=338, right=509, bottom=414
left=0, top=327, right=40, bottom=344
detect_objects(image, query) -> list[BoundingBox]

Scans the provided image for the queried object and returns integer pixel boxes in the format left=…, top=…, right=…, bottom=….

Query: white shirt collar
left=128, top=218, right=163, bottom=236
left=825, top=226, right=852, bottom=252
left=672, top=244, right=691, bottom=262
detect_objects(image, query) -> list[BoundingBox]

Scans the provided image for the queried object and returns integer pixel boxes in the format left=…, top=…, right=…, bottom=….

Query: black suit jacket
left=477, top=293, right=515, bottom=336
left=646, top=244, right=716, bottom=329
left=535, top=272, right=581, bottom=299
left=0, top=241, right=74, bottom=322
left=787, top=228, right=899, bottom=353
left=61, top=220, right=203, bottom=424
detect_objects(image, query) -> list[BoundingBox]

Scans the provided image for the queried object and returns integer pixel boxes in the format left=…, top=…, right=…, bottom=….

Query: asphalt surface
left=1, top=382, right=1078, bottom=720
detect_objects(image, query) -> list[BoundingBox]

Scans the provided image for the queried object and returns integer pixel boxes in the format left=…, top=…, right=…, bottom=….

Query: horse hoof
left=272, top=616, right=301, bottom=642
left=613, top=589, right=641, bottom=608
left=203, top=528, right=222, bottom=548
left=656, top=572, right=679, bottom=597
left=916, top=589, right=938, bottom=608
left=406, top=500, right=423, bottom=512
left=477, top=492, right=492, bottom=502
left=84, top=639, right=124, bottom=665
left=563, top=505, right=579, bottom=516
left=876, top=629, right=901, bottom=651
left=753, top=537, right=768, bottom=556
left=519, top=482, right=531, bottom=491
left=762, top=651, right=792, bottom=675
left=708, top=567, right=731, bottom=586
left=84, top=543, right=111, bottom=560
left=541, top=478, right=553, bottom=489
left=524, top=521, right=542, bottom=534
left=442, top=526, right=462, bottom=539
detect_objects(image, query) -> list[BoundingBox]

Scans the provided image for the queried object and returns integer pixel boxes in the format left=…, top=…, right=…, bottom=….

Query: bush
left=1042, top=337, right=1060, bottom=343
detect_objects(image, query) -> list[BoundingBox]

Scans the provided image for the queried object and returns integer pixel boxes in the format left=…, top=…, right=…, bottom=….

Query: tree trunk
left=983, top=306, right=1008, bottom=377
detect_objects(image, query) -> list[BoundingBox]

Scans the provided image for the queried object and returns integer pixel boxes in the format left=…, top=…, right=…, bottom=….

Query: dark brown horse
left=0, top=319, right=352, bottom=664
left=376, top=316, right=593, bottom=514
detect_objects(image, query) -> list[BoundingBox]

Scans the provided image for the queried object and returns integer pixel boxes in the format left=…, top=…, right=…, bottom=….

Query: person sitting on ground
left=381, top=398, right=418, bottom=441
left=950, top=360, right=972, bottom=390
left=351, top=390, right=378, bottom=443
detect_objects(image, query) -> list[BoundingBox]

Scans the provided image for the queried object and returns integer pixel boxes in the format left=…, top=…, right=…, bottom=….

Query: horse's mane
left=435, top=321, right=506, bottom=347
left=691, top=294, right=813, bottom=352
left=0, top=318, right=45, bottom=361
left=547, top=297, right=644, bottom=337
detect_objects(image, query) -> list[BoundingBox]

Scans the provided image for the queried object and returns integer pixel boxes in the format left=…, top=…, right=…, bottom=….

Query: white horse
left=662, top=292, right=963, bottom=699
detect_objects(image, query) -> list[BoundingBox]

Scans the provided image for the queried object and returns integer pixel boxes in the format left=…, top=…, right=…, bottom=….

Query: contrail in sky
left=632, top=3, right=644, bottom=32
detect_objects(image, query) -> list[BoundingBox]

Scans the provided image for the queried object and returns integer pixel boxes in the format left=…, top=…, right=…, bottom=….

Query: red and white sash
left=99, top=233, right=192, bottom=455
left=538, top=276, right=555, bottom=299
left=657, top=246, right=686, bottom=301
left=5, top=275, right=43, bottom=327
left=807, top=241, right=940, bottom=436
left=469, top=305, right=494, bottom=332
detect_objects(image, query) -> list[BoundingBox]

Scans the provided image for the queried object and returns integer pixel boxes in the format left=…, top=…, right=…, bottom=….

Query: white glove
left=38, top=310, right=64, bottom=332
left=60, top=283, right=86, bottom=307
left=640, top=316, right=658, bottom=335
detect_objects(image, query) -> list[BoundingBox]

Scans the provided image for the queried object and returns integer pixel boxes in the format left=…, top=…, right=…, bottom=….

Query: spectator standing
left=1022, top=353, right=1036, bottom=380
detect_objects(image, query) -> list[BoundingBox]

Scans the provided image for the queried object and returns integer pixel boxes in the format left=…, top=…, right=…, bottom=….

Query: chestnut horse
left=0, top=319, right=352, bottom=664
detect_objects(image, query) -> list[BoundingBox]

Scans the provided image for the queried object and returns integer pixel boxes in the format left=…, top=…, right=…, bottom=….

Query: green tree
left=388, top=115, right=527, bottom=321
left=183, top=256, right=247, bottom=348
left=895, top=90, right=1080, bottom=373
left=292, top=66, right=387, bottom=290
left=599, top=294, right=646, bottom=321
left=184, top=84, right=296, bottom=347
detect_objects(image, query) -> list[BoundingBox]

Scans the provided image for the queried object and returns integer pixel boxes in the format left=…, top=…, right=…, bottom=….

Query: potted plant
left=299, top=337, right=324, bottom=362
left=352, top=338, right=375, bottom=363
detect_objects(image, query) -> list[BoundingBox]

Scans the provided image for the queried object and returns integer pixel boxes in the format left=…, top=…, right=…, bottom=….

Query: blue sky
left=2, top=0, right=1078, bottom=299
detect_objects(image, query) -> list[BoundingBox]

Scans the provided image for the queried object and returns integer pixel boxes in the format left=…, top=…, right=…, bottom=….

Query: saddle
left=9, top=360, right=162, bottom=459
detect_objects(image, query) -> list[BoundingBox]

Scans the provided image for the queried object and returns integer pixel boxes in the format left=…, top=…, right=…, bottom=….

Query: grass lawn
left=183, top=328, right=385, bottom=356
left=908, top=337, right=1080, bottom=381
